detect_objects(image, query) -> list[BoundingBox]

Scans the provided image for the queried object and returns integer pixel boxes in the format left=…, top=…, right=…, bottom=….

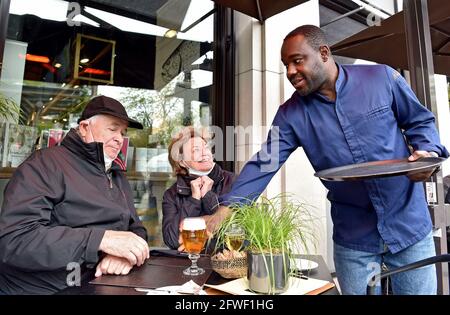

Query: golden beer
left=225, top=234, right=244, bottom=251
left=181, top=229, right=208, bottom=254
left=225, top=224, right=245, bottom=251
left=182, top=218, right=207, bottom=254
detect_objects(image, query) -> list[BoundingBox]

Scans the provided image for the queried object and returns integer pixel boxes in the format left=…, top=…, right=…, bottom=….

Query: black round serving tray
left=314, top=157, right=446, bottom=181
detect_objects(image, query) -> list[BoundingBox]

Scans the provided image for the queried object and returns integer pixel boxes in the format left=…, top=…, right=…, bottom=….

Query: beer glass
left=181, top=218, right=208, bottom=276
left=225, top=223, right=245, bottom=251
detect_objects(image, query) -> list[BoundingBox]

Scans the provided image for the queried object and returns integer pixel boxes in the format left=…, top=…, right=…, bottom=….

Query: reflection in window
left=0, top=0, right=215, bottom=246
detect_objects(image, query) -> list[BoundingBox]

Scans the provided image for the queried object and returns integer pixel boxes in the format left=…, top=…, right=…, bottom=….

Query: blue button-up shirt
left=221, top=64, right=449, bottom=254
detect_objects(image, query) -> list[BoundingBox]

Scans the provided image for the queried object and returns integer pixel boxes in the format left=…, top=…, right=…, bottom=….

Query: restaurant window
left=0, top=0, right=219, bottom=247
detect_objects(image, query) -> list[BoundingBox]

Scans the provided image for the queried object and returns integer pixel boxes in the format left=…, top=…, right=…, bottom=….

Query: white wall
left=234, top=0, right=333, bottom=269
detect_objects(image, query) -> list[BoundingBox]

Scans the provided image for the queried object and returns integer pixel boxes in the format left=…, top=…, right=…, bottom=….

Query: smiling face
left=281, top=35, right=329, bottom=96
left=180, top=136, right=214, bottom=172
left=79, top=114, right=127, bottom=160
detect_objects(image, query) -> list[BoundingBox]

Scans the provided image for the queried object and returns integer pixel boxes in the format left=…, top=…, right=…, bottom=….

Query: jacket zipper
left=106, top=173, right=113, bottom=189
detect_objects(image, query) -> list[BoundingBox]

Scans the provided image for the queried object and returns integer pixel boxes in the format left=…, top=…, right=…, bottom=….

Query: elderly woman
left=162, top=127, right=235, bottom=250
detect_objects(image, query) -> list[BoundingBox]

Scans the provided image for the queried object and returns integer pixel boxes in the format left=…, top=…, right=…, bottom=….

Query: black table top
left=57, top=254, right=339, bottom=295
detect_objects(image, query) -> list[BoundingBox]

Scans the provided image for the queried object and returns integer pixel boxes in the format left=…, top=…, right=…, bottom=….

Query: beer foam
left=183, top=218, right=206, bottom=230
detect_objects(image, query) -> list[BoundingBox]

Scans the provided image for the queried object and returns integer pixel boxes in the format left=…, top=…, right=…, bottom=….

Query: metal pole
left=213, top=4, right=235, bottom=172
left=404, top=0, right=449, bottom=295
left=181, top=8, right=216, bottom=33
left=358, top=0, right=393, bottom=17
left=255, top=0, right=263, bottom=23
left=320, top=6, right=365, bottom=28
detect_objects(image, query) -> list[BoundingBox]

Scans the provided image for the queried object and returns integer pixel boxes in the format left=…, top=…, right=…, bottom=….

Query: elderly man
left=0, top=95, right=149, bottom=294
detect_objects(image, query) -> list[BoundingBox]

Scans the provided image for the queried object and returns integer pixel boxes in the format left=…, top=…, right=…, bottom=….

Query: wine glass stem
left=189, top=254, right=199, bottom=272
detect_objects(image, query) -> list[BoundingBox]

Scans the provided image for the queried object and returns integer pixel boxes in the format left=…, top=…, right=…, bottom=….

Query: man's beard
left=296, top=76, right=316, bottom=96
left=295, top=64, right=327, bottom=96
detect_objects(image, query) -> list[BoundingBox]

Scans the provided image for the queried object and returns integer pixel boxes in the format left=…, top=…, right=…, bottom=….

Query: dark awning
left=331, top=0, right=450, bottom=76
left=212, top=0, right=309, bottom=23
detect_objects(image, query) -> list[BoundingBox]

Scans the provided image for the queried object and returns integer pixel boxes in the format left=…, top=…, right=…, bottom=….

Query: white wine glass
left=225, top=223, right=245, bottom=251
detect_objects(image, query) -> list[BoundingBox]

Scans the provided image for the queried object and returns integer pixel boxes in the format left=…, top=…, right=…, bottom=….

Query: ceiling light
left=22, top=54, right=50, bottom=63
left=80, top=58, right=90, bottom=64
left=192, top=55, right=206, bottom=66
left=190, top=69, right=212, bottom=89
left=350, top=0, right=390, bottom=19
left=9, top=0, right=68, bottom=22
left=164, top=29, right=178, bottom=38
left=177, top=15, right=213, bottom=43
left=192, top=51, right=213, bottom=65
left=85, top=7, right=169, bottom=37
left=54, top=63, right=62, bottom=68
left=84, top=6, right=211, bottom=43
left=81, top=68, right=111, bottom=75
left=72, top=14, right=100, bottom=27
left=180, top=0, right=214, bottom=31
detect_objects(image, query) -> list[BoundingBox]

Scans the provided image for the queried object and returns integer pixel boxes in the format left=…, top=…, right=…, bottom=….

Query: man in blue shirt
left=210, top=25, right=448, bottom=294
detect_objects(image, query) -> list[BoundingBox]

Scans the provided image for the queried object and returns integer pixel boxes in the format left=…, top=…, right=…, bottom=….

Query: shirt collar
left=335, top=63, right=344, bottom=93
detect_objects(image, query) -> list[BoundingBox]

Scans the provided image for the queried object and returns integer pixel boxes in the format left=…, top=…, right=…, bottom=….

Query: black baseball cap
left=77, top=95, right=143, bottom=129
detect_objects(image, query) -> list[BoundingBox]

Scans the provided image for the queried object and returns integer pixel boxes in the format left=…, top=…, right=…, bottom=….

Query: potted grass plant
left=214, top=194, right=317, bottom=294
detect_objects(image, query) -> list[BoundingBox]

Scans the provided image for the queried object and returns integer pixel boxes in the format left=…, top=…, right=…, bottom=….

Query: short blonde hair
left=168, top=126, right=211, bottom=176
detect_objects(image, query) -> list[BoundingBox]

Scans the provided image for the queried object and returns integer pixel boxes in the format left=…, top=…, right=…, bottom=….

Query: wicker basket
left=211, top=254, right=247, bottom=279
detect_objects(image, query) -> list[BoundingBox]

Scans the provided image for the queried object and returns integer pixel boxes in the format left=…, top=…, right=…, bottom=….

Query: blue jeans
left=334, top=231, right=437, bottom=295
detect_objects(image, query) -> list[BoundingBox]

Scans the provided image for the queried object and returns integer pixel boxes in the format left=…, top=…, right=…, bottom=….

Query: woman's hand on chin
left=200, top=176, right=214, bottom=197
